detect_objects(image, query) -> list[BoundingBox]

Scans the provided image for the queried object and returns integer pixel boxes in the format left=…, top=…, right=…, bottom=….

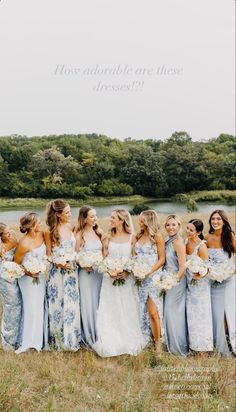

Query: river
left=0, top=200, right=234, bottom=223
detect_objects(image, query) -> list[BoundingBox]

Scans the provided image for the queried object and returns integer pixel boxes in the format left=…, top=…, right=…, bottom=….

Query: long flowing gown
left=16, top=243, right=46, bottom=353
left=208, top=248, right=236, bottom=356
left=163, top=235, right=189, bottom=356
left=135, top=240, right=163, bottom=337
left=0, top=248, right=22, bottom=350
left=186, top=242, right=213, bottom=352
left=47, top=235, right=81, bottom=351
left=93, top=238, right=148, bottom=357
left=79, top=236, right=103, bottom=347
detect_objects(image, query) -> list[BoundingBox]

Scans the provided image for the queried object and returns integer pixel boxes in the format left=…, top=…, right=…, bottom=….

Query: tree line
left=0, top=132, right=235, bottom=199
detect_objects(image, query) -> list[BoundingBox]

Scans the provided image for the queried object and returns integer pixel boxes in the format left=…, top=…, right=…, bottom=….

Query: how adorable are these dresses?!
left=135, top=240, right=163, bottom=337
left=0, top=248, right=22, bottom=351
left=16, top=243, right=47, bottom=354
left=93, top=237, right=148, bottom=357
left=163, top=234, right=189, bottom=356
left=208, top=247, right=236, bottom=356
left=186, top=241, right=213, bottom=352
left=47, top=234, right=81, bottom=351
left=78, top=234, right=103, bottom=347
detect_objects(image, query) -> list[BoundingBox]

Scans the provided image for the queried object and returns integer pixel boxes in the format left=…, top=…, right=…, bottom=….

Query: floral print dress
left=46, top=235, right=81, bottom=351
left=0, top=248, right=22, bottom=350
left=135, top=240, right=163, bottom=338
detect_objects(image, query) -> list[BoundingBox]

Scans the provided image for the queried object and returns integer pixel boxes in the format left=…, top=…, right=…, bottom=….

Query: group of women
left=0, top=200, right=235, bottom=358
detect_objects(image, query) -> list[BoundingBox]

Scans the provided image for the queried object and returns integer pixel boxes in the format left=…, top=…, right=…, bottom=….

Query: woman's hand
left=116, top=271, right=129, bottom=280
left=22, top=266, right=40, bottom=278
left=83, top=266, right=93, bottom=273
left=56, top=262, right=73, bottom=271
left=192, top=273, right=203, bottom=280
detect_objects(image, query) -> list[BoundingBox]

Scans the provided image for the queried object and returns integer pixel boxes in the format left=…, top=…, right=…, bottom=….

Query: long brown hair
left=136, top=210, right=160, bottom=244
left=46, top=199, right=69, bottom=246
left=110, top=209, right=133, bottom=237
left=209, top=209, right=234, bottom=258
left=76, top=206, right=102, bottom=246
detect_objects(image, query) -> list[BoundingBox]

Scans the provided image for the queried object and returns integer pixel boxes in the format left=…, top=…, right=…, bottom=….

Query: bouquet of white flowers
left=152, top=270, right=179, bottom=297
left=0, top=261, right=25, bottom=283
left=23, top=256, right=46, bottom=284
left=97, top=256, right=132, bottom=286
left=52, top=247, right=76, bottom=269
left=185, top=255, right=209, bottom=285
left=129, top=255, right=151, bottom=286
left=76, top=250, right=103, bottom=270
left=207, top=260, right=235, bottom=286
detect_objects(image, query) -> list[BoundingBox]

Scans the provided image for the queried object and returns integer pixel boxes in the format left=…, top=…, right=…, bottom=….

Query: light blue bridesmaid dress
left=16, top=243, right=46, bottom=353
left=186, top=242, right=213, bottom=352
left=135, top=240, right=163, bottom=337
left=163, top=235, right=189, bottom=356
left=208, top=248, right=236, bottom=356
left=78, top=235, right=103, bottom=347
left=0, top=248, right=22, bottom=350
left=47, top=235, right=81, bottom=351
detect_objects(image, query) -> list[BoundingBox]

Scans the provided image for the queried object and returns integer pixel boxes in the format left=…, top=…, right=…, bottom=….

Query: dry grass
left=0, top=338, right=235, bottom=412
left=0, top=213, right=235, bottom=412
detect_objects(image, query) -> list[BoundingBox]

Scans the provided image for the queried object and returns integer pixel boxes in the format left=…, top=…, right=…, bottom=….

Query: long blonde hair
left=0, top=223, right=7, bottom=240
left=46, top=199, right=68, bottom=246
left=0, top=223, right=7, bottom=258
left=136, top=210, right=160, bottom=244
left=110, top=209, right=133, bottom=237
left=76, top=205, right=102, bottom=246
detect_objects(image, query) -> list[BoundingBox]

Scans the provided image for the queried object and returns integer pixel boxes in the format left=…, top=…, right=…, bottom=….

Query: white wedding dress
left=92, top=237, right=148, bottom=357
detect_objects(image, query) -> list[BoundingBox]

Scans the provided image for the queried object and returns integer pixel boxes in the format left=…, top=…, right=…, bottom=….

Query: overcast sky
left=0, top=0, right=234, bottom=140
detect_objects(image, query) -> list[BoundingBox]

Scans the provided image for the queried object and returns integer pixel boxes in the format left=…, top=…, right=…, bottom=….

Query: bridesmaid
left=185, top=219, right=213, bottom=354
left=0, top=223, right=22, bottom=350
left=205, top=210, right=236, bottom=356
left=45, top=199, right=81, bottom=351
left=133, top=210, right=165, bottom=351
left=75, top=206, right=104, bottom=347
left=163, top=214, right=188, bottom=356
left=14, top=213, right=46, bottom=353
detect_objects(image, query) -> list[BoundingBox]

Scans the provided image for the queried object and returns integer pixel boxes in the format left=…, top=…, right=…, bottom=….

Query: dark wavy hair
left=209, top=210, right=234, bottom=258
left=188, top=219, right=204, bottom=240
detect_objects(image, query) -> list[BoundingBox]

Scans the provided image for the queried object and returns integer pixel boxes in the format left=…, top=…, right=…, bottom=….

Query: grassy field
left=0, top=213, right=235, bottom=412
left=175, top=190, right=236, bottom=203
left=0, top=196, right=149, bottom=209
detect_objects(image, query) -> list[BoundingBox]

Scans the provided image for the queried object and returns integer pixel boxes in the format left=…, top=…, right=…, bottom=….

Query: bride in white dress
left=93, top=209, right=148, bottom=357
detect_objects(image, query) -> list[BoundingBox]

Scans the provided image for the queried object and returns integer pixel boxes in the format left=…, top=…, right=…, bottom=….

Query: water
left=0, top=200, right=234, bottom=224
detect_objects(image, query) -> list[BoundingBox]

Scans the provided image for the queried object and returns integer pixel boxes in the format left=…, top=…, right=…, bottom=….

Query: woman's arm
left=102, top=236, right=109, bottom=258
left=198, top=243, right=208, bottom=261
left=131, top=235, right=137, bottom=257
left=173, top=237, right=186, bottom=280
left=14, top=240, right=39, bottom=277
left=44, top=230, right=52, bottom=257
left=75, top=231, right=82, bottom=253
left=146, top=233, right=165, bottom=277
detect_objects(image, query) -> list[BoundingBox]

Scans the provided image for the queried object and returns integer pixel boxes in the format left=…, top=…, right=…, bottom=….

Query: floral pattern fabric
left=135, top=240, right=163, bottom=337
left=0, top=248, right=22, bottom=350
left=46, top=236, right=81, bottom=351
